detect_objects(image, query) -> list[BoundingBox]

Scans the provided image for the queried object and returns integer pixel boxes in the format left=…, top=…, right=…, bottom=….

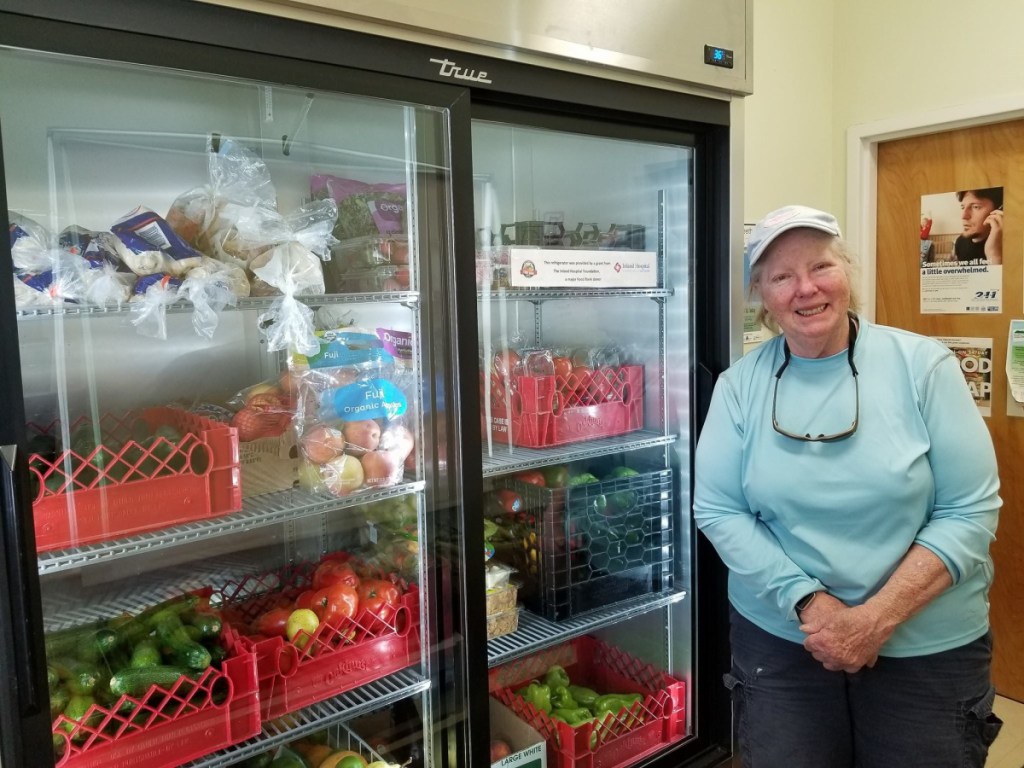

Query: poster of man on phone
left=919, top=187, right=1003, bottom=314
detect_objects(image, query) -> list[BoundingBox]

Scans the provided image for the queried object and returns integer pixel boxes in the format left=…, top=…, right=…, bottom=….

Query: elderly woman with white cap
left=693, top=205, right=1003, bottom=767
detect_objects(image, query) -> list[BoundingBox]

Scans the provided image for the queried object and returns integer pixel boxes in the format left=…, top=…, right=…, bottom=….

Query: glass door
left=1, top=35, right=469, bottom=768
left=472, top=113, right=699, bottom=765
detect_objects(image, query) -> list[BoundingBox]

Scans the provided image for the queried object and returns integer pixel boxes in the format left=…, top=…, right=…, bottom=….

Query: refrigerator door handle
left=0, top=443, right=41, bottom=716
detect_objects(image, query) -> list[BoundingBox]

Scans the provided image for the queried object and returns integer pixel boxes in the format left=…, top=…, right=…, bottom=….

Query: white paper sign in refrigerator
left=508, top=247, right=657, bottom=288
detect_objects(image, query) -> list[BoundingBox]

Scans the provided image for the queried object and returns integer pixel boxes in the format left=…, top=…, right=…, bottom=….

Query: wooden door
left=877, top=121, right=1024, bottom=701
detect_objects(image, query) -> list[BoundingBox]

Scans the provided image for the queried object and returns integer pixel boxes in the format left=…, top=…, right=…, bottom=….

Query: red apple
left=490, top=740, right=512, bottom=762
left=301, top=423, right=345, bottom=464
left=342, top=419, right=381, bottom=454
left=383, top=239, right=409, bottom=265
left=379, top=425, right=415, bottom=462
left=361, top=450, right=403, bottom=487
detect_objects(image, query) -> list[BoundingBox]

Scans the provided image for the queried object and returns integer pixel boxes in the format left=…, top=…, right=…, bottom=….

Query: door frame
left=845, top=91, right=1024, bottom=320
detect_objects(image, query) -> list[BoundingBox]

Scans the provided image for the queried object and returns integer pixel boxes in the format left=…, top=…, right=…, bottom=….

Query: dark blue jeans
left=726, top=608, right=1002, bottom=768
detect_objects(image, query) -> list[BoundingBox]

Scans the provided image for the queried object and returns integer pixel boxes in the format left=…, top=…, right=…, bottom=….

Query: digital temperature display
left=703, top=45, right=734, bottom=69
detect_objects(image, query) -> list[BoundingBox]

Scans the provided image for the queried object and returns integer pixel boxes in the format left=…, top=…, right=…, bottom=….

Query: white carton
left=490, top=697, right=547, bottom=768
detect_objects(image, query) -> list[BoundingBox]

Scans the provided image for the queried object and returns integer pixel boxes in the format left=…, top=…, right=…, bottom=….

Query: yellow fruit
left=296, top=744, right=334, bottom=765
left=318, top=751, right=368, bottom=768
left=286, top=608, right=320, bottom=648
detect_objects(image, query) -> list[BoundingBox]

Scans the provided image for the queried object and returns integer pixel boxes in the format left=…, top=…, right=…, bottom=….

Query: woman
left=694, top=205, right=1003, bottom=767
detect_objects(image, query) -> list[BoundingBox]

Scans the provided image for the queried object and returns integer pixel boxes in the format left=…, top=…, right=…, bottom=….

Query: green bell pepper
left=551, top=707, right=594, bottom=727
left=543, top=664, right=571, bottom=689
left=567, top=684, right=599, bottom=709
left=516, top=680, right=552, bottom=714
left=550, top=684, right=579, bottom=710
left=594, top=693, right=644, bottom=727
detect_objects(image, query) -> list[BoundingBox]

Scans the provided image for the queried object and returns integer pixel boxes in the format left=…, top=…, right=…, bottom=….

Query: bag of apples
left=228, top=378, right=301, bottom=498
left=289, top=327, right=415, bottom=497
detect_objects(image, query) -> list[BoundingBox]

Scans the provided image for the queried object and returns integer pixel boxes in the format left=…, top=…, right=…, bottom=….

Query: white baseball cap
left=747, top=205, right=842, bottom=267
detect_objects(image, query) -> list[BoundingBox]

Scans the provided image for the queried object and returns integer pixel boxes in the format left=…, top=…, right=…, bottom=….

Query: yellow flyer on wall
left=508, top=246, right=657, bottom=288
left=934, top=336, right=993, bottom=416
left=919, top=188, right=1003, bottom=314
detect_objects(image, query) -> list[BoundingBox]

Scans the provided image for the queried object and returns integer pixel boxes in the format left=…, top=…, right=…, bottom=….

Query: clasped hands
left=798, top=593, right=894, bottom=673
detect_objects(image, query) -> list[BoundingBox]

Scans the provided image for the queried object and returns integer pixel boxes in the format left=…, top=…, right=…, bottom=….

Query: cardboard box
left=490, top=698, right=546, bottom=768
left=238, top=431, right=299, bottom=498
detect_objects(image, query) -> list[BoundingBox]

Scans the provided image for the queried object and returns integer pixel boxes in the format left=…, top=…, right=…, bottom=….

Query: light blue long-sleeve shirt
left=694, top=318, right=1000, bottom=656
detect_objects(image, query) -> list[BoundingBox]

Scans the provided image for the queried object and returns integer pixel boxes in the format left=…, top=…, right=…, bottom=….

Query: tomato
left=358, top=578, right=401, bottom=624
left=552, top=356, right=574, bottom=381
left=514, top=470, right=546, bottom=487
left=251, top=606, right=292, bottom=637
left=312, top=560, right=360, bottom=590
left=312, top=583, right=360, bottom=627
left=294, top=589, right=317, bottom=610
left=591, top=365, right=616, bottom=402
left=495, top=489, right=523, bottom=514
left=493, top=349, right=521, bottom=380
left=571, top=365, right=593, bottom=404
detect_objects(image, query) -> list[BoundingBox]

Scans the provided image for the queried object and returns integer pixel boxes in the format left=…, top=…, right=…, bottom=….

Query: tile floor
left=989, top=695, right=1024, bottom=768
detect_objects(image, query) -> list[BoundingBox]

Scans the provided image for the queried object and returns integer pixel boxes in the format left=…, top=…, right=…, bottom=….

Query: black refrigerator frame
left=0, top=1, right=736, bottom=766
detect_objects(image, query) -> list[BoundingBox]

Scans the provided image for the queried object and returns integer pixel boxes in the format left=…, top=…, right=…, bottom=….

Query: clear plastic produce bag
left=130, top=274, right=182, bottom=340
left=180, top=260, right=244, bottom=339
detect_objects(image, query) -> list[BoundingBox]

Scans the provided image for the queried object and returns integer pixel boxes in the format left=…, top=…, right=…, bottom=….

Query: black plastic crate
left=491, top=468, right=673, bottom=621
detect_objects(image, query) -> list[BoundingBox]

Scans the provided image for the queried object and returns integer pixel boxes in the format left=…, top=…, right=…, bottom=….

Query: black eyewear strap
left=772, top=314, right=859, bottom=443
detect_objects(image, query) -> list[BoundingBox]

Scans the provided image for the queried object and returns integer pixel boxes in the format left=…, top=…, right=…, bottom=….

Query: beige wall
left=743, top=1, right=834, bottom=223
left=746, top=0, right=1024, bottom=228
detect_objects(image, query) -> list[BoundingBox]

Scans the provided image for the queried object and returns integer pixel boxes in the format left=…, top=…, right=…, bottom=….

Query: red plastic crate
left=485, top=365, right=644, bottom=448
left=29, top=407, right=241, bottom=552
left=216, top=558, right=421, bottom=719
left=51, top=646, right=260, bottom=768
left=490, top=636, right=686, bottom=768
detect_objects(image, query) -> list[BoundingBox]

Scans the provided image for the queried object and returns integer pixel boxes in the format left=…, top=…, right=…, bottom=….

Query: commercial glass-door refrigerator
left=0, top=2, right=738, bottom=767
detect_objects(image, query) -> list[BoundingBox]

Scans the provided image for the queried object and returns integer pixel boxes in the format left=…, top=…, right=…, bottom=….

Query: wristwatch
left=795, top=591, right=818, bottom=616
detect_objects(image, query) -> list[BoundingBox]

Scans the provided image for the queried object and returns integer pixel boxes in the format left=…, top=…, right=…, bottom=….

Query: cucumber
left=76, top=628, right=119, bottom=663
left=205, top=642, right=228, bottom=666
left=109, top=665, right=195, bottom=698
left=51, top=657, right=100, bottom=695
left=154, top=614, right=211, bottom=670
left=47, top=665, right=60, bottom=693
left=44, top=619, right=107, bottom=659
left=60, top=694, right=101, bottom=742
left=186, top=612, right=223, bottom=640
left=49, top=687, right=70, bottom=719
left=114, top=593, right=199, bottom=648
left=129, top=639, right=162, bottom=669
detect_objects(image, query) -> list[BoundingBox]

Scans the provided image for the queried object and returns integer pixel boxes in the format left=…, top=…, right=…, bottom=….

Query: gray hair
left=748, top=231, right=861, bottom=334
